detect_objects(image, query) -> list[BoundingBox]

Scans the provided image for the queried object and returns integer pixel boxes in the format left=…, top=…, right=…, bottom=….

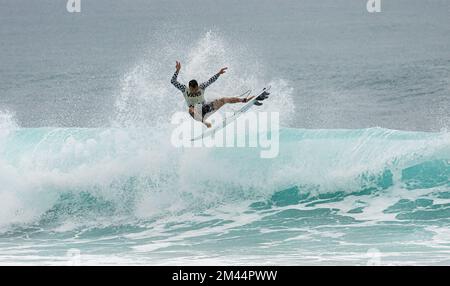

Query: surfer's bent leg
left=189, top=106, right=202, bottom=121
left=212, top=97, right=244, bottom=111
left=189, top=105, right=212, bottom=128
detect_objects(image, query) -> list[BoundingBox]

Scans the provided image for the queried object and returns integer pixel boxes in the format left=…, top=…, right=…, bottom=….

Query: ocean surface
left=0, top=0, right=449, bottom=265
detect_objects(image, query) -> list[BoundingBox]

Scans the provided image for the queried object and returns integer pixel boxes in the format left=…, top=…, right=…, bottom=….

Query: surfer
left=171, top=61, right=254, bottom=128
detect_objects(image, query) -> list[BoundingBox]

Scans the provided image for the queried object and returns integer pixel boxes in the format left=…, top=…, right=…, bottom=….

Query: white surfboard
left=191, top=86, right=271, bottom=141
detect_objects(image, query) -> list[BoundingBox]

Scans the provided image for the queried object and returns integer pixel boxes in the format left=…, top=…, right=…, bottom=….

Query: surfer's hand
left=175, top=61, right=181, bottom=72
left=218, top=67, right=228, bottom=75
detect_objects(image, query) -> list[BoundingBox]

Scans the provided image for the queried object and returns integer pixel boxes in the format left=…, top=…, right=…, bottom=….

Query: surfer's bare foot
left=204, top=122, right=212, bottom=128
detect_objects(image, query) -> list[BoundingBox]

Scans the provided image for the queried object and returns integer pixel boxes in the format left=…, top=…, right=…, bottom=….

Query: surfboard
left=191, top=86, right=271, bottom=141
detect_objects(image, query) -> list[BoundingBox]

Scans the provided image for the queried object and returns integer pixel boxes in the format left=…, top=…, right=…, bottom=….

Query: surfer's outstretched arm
left=171, top=61, right=186, bottom=92
left=199, top=67, right=228, bottom=89
left=199, top=73, right=220, bottom=89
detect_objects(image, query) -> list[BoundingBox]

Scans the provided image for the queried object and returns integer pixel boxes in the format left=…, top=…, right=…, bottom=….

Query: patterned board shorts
left=189, top=101, right=217, bottom=120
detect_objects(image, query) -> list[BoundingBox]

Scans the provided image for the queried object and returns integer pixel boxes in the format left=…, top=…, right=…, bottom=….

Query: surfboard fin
left=254, top=101, right=263, bottom=106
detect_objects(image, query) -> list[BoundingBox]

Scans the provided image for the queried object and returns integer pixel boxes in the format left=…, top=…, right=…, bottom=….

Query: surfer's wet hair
left=189, top=80, right=198, bottom=88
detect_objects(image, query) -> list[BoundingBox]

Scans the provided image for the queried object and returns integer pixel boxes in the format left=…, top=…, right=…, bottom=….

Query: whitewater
left=1, top=0, right=450, bottom=265
left=1, top=123, right=449, bottom=264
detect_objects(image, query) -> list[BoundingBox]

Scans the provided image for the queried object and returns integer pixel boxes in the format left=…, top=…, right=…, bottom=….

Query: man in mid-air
left=171, top=61, right=253, bottom=128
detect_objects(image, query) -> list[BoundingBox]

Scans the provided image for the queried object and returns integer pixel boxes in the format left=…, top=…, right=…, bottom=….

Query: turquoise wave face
left=0, top=127, right=449, bottom=265
left=0, top=127, right=448, bottom=226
